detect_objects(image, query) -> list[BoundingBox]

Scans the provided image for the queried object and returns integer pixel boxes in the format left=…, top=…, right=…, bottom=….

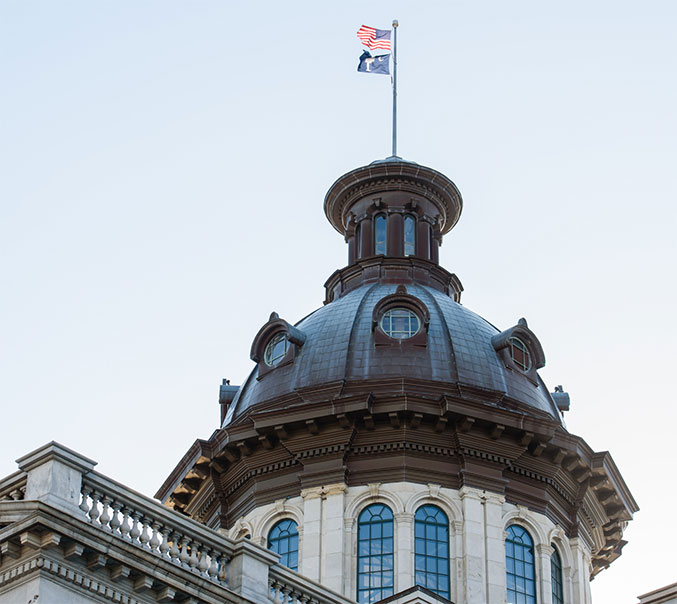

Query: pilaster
left=483, top=492, right=506, bottom=604
left=395, top=512, right=414, bottom=593
left=536, top=543, right=555, bottom=604
left=459, top=486, right=486, bottom=604
left=320, top=483, right=346, bottom=593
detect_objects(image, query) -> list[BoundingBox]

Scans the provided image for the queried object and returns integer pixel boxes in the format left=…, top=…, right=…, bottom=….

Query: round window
left=264, top=333, right=289, bottom=367
left=380, top=308, right=420, bottom=339
left=508, top=336, right=531, bottom=372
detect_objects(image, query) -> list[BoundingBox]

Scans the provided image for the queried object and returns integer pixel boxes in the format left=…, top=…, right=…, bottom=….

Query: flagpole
left=391, top=20, right=398, bottom=157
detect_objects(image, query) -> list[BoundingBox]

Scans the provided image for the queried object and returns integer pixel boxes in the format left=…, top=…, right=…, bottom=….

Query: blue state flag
left=357, top=50, right=390, bottom=75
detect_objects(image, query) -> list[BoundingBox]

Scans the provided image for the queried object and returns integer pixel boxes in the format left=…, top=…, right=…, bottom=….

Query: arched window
left=374, top=214, right=387, bottom=255
left=356, top=222, right=362, bottom=258
left=505, top=525, right=536, bottom=604
left=357, top=504, right=394, bottom=603
left=267, top=519, right=299, bottom=571
left=404, top=215, right=416, bottom=256
left=414, top=505, right=450, bottom=598
left=551, top=546, right=564, bottom=604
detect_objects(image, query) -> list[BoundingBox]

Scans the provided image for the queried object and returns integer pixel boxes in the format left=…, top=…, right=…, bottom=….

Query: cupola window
left=551, top=546, right=564, bottom=604
left=505, top=525, right=536, bottom=604
left=374, top=214, right=387, bottom=255
left=357, top=504, right=394, bottom=603
left=267, top=519, right=299, bottom=571
left=264, top=333, right=289, bottom=367
left=508, top=336, right=531, bottom=373
left=404, top=215, right=416, bottom=256
left=414, top=505, right=450, bottom=599
left=380, top=308, right=420, bottom=340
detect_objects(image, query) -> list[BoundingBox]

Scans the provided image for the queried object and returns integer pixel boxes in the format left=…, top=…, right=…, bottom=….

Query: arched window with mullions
left=414, top=505, right=450, bottom=599
left=357, top=504, right=394, bottom=603
left=404, top=215, right=416, bottom=256
left=551, top=546, right=564, bottom=604
left=374, top=214, right=387, bottom=255
left=267, top=519, right=299, bottom=571
left=505, top=525, right=537, bottom=604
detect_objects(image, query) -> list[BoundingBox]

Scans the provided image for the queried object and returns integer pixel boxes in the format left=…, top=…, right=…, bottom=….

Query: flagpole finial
left=393, top=19, right=398, bottom=28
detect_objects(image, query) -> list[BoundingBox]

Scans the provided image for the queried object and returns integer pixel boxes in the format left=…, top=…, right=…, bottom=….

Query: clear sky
left=1, top=2, right=675, bottom=603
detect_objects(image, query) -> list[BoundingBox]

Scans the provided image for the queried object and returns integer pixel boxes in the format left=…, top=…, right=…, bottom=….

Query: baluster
left=169, top=531, right=181, bottom=564
left=119, top=506, right=132, bottom=540
left=138, top=516, right=151, bottom=548
left=88, top=491, right=102, bottom=523
left=281, top=586, right=292, bottom=604
left=99, top=496, right=113, bottom=530
left=207, top=549, right=219, bottom=580
left=78, top=486, right=91, bottom=515
left=268, top=578, right=276, bottom=602
left=188, top=540, right=200, bottom=572
left=159, top=526, right=171, bottom=558
left=179, top=536, right=191, bottom=568
left=217, top=554, right=228, bottom=584
left=149, top=521, right=161, bottom=552
left=198, top=546, right=210, bottom=575
left=109, top=501, right=122, bottom=534
left=129, top=511, right=142, bottom=544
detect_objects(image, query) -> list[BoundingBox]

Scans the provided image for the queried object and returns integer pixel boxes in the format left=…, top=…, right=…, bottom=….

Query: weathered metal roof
left=224, top=282, right=561, bottom=426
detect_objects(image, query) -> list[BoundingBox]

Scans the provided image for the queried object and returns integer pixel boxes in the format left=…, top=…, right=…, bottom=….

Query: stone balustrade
left=268, top=564, right=355, bottom=604
left=1, top=442, right=360, bottom=604
left=78, top=472, right=233, bottom=586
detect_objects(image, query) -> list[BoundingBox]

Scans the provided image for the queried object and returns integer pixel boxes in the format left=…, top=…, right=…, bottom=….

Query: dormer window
left=250, top=312, right=306, bottom=379
left=491, top=318, right=545, bottom=384
left=264, top=333, right=289, bottom=367
left=380, top=308, right=420, bottom=339
left=508, top=336, right=531, bottom=373
left=373, top=286, right=430, bottom=347
left=404, top=215, right=416, bottom=256
left=375, top=214, right=387, bottom=255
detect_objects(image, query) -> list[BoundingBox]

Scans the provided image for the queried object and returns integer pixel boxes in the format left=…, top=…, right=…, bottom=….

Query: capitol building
left=0, top=157, right=637, bottom=604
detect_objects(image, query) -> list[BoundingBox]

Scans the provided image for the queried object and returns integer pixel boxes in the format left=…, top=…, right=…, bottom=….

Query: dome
left=225, top=282, right=560, bottom=427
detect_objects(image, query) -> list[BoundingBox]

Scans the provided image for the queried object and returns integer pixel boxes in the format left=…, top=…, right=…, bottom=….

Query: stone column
left=360, top=216, right=373, bottom=257
left=416, top=219, right=431, bottom=259
left=395, top=512, right=414, bottom=593
left=536, top=543, right=555, bottom=604
left=17, top=441, right=97, bottom=515
left=388, top=213, right=404, bottom=256
left=459, top=487, right=486, bottom=604
left=300, top=486, right=323, bottom=582
left=451, top=519, right=465, bottom=604
left=484, top=493, right=506, bottom=604
left=321, top=484, right=346, bottom=593
left=568, top=538, right=592, bottom=604
left=343, top=516, right=355, bottom=598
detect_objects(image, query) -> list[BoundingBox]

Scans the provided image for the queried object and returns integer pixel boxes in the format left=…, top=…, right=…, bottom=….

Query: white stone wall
left=225, top=482, right=594, bottom=604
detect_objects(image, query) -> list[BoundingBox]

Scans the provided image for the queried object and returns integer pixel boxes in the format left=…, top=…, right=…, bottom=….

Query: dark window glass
left=357, top=504, right=394, bottom=603
left=509, top=337, right=531, bottom=372
left=356, top=223, right=362, bottom=258
left=375, top=214, right=387, bottom=255
left=414, top=505, right=450, bottom=599
left=267, top=519, right=299, bottom=571
left=264, top=333, right=289, bottom=367
left=506, top=525, right=537, bottom=604
left=380, top=308, right=420, bottom=339
left=551, top=547, right=564, bottom=604
left=404, top=215, right=416, bottom=256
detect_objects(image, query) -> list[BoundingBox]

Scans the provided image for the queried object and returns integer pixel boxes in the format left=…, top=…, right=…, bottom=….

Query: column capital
left=395, top=512, right=414, bottom=523
left=536, top=543, right=555, bottom=557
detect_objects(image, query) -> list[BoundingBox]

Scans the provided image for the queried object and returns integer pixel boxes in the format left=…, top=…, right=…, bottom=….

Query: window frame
left=356, top=503, right=395, bottom=604
left=267, top=518, right=299, bottom=571
left=414, top=504, right=450, bottom=599
left=550, top=545, right=564, bottom=604
left=505, top=524, right=537, bottom=604
left=374, top=213, right=387, bottom=256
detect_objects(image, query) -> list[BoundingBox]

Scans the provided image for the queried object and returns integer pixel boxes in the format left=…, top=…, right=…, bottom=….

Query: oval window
left=264, top=333, right=289, bottom=367
left=380, top=308, right=420, bottom=339
left=508, top=336, right=531, bottom=372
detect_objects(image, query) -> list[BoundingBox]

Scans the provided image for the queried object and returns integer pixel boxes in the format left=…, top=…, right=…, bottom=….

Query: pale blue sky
left=1, top=2, right=676, bottom=602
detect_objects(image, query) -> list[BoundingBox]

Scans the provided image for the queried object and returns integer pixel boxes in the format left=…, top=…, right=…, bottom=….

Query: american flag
left=356, top=25, right=391, bottom=51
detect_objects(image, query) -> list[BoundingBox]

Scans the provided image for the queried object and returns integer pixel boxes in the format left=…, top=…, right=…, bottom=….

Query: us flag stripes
left=356, top=25, right=391, bottom=52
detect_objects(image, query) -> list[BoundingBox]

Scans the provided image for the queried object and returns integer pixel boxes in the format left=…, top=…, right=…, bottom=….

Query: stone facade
left=226, top=482, right=592, bottom=604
